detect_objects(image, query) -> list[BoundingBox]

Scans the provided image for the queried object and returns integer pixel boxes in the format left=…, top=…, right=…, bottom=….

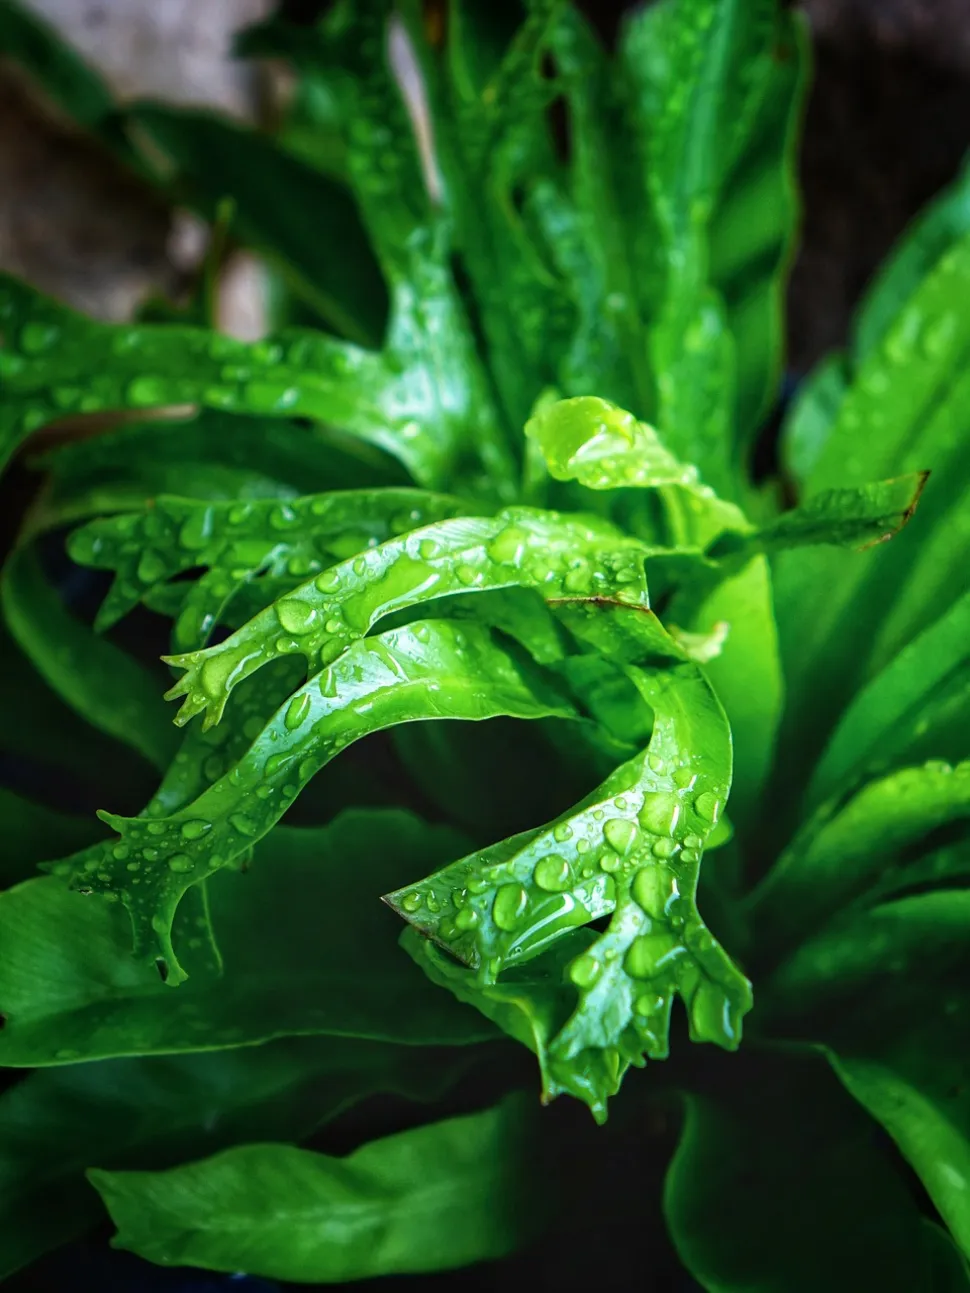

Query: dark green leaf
left=0, top=788, right=104, bottom=889
left=0, top=812, right=493, bottom=1065
left=664, top=1049, right=962, bottom=1292
left=1, top=546, right=177, bottom=772
left=89, top=1095, right=542, bottom=1281
left=0, top=1036, right=468, bottom=1280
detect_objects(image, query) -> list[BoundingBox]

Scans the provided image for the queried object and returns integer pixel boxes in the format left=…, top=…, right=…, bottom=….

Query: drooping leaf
left=162, top=508, right=647, bottom=728
left=664, top=1048, right=965, bottom=1292
left=89, top=1095, right=543, bottom=1281
left=72, top=621, right=578, bottom=980
left=389, top=602, right=751, bottom=1119
left=0, top=1036, right=470, bottom=1280
left=0, top=812, right=493, bottom=1066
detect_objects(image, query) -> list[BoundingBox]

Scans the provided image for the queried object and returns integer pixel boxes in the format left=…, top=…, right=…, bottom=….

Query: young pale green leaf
left=78, top=621, right=577, bottom=979
left=1, top=546, right=177, bottom=772
left=162, top=508, right=647, bottom=728
left=749, top=760, right=970, bottom=962
left=807, top=588, right=970, bottom=809
left=0, top=789, right=104, bottom=889
left=664, top=1049, right=963, bottom=1293
left=0, top=1037, right=469, bottom=1281
left=129, top=104, right=387, bottom=347
left=388, top=603, right=751, bottom=1118
left=68, top=487, right=467, bottom=640
left=764, top=891, right=970, bottom=1262
left=90, top=1096, right=542, bottom=1282
left=0, top=813, right=493, bottom=1066
left=0, top=275, right=502, bottom=492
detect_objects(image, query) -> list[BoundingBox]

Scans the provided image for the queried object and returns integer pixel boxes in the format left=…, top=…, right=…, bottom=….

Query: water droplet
left=179, top=508, right=214, bottom=551
left=181, top=820, right=211, bottom=840
left=316, top=570, right=340, bottom=593
left=400, top=891, right=422, bottom=912
left=604, top=818, right=639, bottom=855
left=455, top=906, right=479, bottom=931
left=492, top=883, right=528, bottom=931
left=694, top=792, right=720, bottom=823
left=146, top=821, right=166, bottom=836
left=638, top=792, right=681, bottom=836
left=112, top=844, right=130, bottom=860
left=599, top=851, right=621, bottom=873
left=419, top=538, right=441, bottom=559
left=127, top=375, right=168, bottom=407
left=285, top=692, right=312, bottom=730
left=455, top=564, right=479, bottom=586
left=488, top=525, right=530, bottom=565
left=653, top=838, right=677, bottom=859
left=648, top=753, right=666, bottom=774
left=167, top=853, right=194, bottom=873
left=635, top=992, right=664, bottom=1018
left=569, top=953, right=601, bottom=988
left=277, top=600, right=317, bottom=634
left=534, top=855, right=571, bottom=892
left=632, top=867, right=667, bottom=916
left=553, top=822, right=573, bottom=842
left=136, top=549, right=167, bottom=583
left=229, top=813, right=257, bottom=837
left=673, top=767, right=696, bottom=789
left=243, top=381, right=299, bottom=412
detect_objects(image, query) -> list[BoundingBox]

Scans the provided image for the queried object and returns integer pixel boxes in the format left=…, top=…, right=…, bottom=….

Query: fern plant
left=1, top=0, right=970, bottom=1288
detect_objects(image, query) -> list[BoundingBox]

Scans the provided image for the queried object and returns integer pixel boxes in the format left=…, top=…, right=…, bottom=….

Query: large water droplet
left=492, top=883, right=528, bottom=931
left=638, top=791, right=681, bottom=837
left=181, top=820, right=211, bottom=840
left=533, top=855, right=571, bottom=892
left=127, top=375, right=168, bottom=407
left=693, top=792, right=720, bottom=823
left=285, top=692, right=312, bottom=730
left=604, top=818, right=639, bottom=855
left=229, top=813, right=257, bottom=837
left=569, top=953, right=601, bottom=988
left=277, top=600, right=317, bottom=634
left=167, top=853, right=194, bottom=873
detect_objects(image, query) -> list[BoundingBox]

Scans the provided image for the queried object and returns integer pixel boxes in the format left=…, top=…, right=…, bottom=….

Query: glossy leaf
left=389, top=603, right=751, bottom=1119
left=75, top=621, right=578, bottom=979
left=90, top=1096, right=541, bottom=1281
left=665, top=1049, right=964, bottom=1292
left=68, top=487, right=468, bottom=640
left=0, top=1036, right=468, bottom=1280
left=0, top=812, right=492, bottom=1066
left=0, top=275, right=503, bottom=492
left=162, top=508, right=647, bottom=728
left=1, top=546, right=177, bottom=772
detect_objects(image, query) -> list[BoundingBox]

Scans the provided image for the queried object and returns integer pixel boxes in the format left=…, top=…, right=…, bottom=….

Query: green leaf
left=749, top=759, right=970, bottom=960
left=73, top=621, right=578, bottom=980
left=89, top=1095, right=542, bottom=1281
left=664, top=1049, right=963, bottom=1293
left=807, top=588, right=970, bottom=809
left=0, top=788, right=104, bottom=889
left=162, top=507, right=646, bottom=728
left=1, top=546, right=177, bottom=772
left=389, top=602, right=751, bottom=1119
left=773, top=230, right=970, bottom=780
left=782, top=352, right=849, bottom=488
left=0, top=275, right=503, bottom=492
left=68, top=487, right=468, bottom=642
left=0, top=1036, right=468, bottom=1281
left=130, top=105, right=387, bottom=347
left=708, top=472, right=929, bottom=564
left=765, top=891, right=970, bottom=1262
left=0, top=812, right=492, bottom=1066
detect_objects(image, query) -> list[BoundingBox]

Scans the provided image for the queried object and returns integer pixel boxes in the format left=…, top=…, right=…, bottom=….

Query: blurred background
left=2, top=0, right=969, bottom=370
